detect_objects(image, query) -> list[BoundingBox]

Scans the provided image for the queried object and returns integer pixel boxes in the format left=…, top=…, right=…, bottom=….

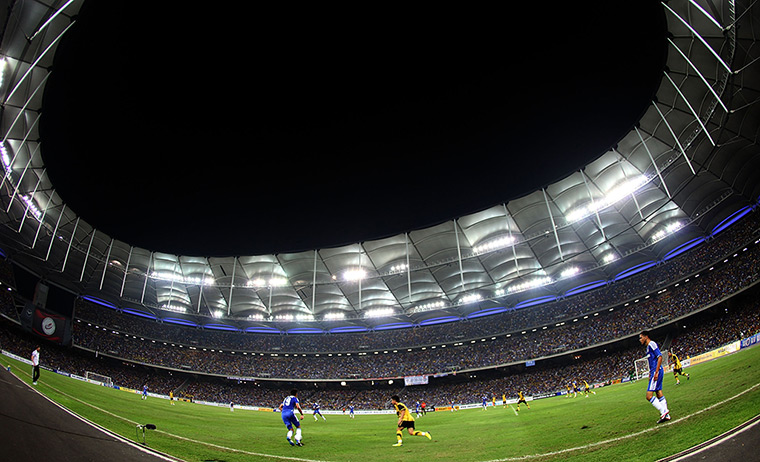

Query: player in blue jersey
left=639, top=331, right=671, bottom=424
left=142, top=384, right=148, bottom=400
left=481, top=395, right=488, bottom=410
left=278, top=389, right=305, bottom=446
left=312, top=401, right=326, bottom=421
left=415, top=401, right=422, bottom=418
left=349, top=404, right=355, bottom=419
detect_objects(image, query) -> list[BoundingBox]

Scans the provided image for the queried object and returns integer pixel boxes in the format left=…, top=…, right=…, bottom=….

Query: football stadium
left=1, top=1, right=760, bottom=461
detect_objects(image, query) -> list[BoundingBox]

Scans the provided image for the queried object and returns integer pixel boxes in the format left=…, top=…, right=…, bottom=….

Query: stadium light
left=21, top=195, right=42, bottom=220
left=323, top=312, right=345, bottom=321
left=0, top=141, right=11, bottom=170
left=651, top=221, right=684, bottom=243
left=0, top=57, right=6, bottom=90
left=460, top=293, right=483, bottom=304
left=365, top=308, right=394, bottom=318
left=506, top=276, right=553, bottom=294
left=389, top=263, right=408, bottom=273
left=409, top=300, right=446, bottom=314
left=559, top=266, right=580, bottom=279
left=342, top=269, right=367, bottom=282
left=473, top=235, right=516, bottom=255
left=160, top=303, right=186, bottom=313
left=603, top=252, right=617, bottom=264
left=566, top=174, right=649, bottom=224
left=247, top=277, right=288, bottom=288
left=151, top=271, right=215, bottom=286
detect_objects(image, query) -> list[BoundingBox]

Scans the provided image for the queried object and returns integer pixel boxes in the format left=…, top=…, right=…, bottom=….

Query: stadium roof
left=0, top=0, right=759, bottom=328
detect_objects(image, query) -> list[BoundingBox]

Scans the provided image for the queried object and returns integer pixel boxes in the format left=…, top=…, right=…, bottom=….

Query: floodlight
left=342, top=269, right=366, bottom=282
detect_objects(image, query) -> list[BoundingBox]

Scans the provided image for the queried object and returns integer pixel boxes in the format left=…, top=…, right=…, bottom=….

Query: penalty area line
left=480, top=381, right=760, bottom=462
left=9, top=367, right=330, bottom=462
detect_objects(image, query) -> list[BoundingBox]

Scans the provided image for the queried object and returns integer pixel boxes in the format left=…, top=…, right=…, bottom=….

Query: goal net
left=634, top=350, right=669, bottom=381
left=85, top=371, right=114, bottom=387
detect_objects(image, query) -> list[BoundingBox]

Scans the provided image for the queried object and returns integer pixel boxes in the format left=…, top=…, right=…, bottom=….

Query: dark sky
left=39, top=2, right=667, bottom=257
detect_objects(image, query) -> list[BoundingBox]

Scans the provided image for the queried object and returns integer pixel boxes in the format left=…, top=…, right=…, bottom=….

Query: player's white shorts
left=647, top=368, right=664, bottom=392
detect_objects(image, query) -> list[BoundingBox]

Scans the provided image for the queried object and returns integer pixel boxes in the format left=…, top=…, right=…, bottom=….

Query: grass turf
left=4, top=344, right=760, bottom=462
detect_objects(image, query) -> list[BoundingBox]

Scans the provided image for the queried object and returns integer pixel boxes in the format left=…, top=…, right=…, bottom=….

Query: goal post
left=634, top=350, right=669, bottom=381
left=85, top=371, right=114, bottom=387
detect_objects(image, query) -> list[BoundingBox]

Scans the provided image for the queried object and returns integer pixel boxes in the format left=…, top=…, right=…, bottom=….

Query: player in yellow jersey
left=668, top=352, right=690, bottom=384
left=583, top=380, right=595, bottom=397
left=391, top=395, right=432, bottom=447
left=492, top=396, right=496, bottom=408
left=169, top=390, right=175, bottom=405
left=516, top=390, right=530, bottom=411
left=502, top=393, right=507, bottom=408
left=565, top=383, right=573, bottom=398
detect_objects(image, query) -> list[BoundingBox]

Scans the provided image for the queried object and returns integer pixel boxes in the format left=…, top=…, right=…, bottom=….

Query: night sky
left=39, top=2, right=667, bottom=257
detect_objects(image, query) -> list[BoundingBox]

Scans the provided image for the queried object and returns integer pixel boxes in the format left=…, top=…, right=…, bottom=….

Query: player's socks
left=658, top=397, right=669, bottom=414
left=295, top=428, right=302, bottom=443
left=650, top=396, right=664, bottom=414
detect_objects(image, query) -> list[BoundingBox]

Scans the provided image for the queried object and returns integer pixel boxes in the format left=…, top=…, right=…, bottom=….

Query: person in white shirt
left=31, top=346, right=40, bottom=385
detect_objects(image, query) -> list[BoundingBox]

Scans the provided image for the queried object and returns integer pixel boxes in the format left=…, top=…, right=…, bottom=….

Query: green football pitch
left=5, top=344, right=760, bottom=462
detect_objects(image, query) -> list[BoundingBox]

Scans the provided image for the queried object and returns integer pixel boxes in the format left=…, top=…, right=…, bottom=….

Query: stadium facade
left=0, top=0, right=758, bottom=339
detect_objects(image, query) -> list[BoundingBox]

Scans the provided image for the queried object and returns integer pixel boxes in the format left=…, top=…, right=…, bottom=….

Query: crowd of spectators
left=0, top=210, right=759, bottom=409
left=70, top=210, right=760, bottom=355
left=2, top=287, right=758, bottom=410
left=69, top=236, right=760, bottom=379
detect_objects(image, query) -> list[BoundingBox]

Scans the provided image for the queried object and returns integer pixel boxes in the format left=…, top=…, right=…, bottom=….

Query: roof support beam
left=663, top=71, right=716, bottom=147
left=405, top=233, right=412, bottom=306
left=503, top=205, right=520, bottom=276
left=18, top=167, right=45, bottom=233
left=662, top=1, right=732, bottom=74
left=61, top=216, right=79, bottom=273
left=120, top=246, right=133, bottom=297
left=454, top=220, right=466, bottom=294
left=32, top=191, right=54, bottom=249
left=228, top=257, right=237, bottom=316
left=28, top=0, right=77, bottom=42
left=1, top=73, right=49, bottom=144
left=6, top=21, right=75, bottom=102
left=197, top=283, right=203, bottom=314
left=635, top=126, right=672, bottom=199
left=667, top=38, right=728, bottom=113
left=6, top=143, right=40, bottom=213
left=99, top=238, right=113, bottom=290
left=615, top=155, right=645, bottom=220
left=141, top=252, right=152, bottom=305
left=580, top=170, right=606, bottom=241
left=44, top=204, right=65, bottom=261
left=79, top=229, right=95, bottom=283
left=542, top=189, right=563, bottom=262
left=688, top=0, right=726, bottom=31
left=311, top=250, right=318, bottom=314
left=651, top=101, right=695, bottom=175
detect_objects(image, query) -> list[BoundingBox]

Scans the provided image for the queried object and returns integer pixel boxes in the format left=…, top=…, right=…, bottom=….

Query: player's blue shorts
left=647, top=367, right=664, bottom=392
left=314, top=409, right=322, bottom=415
left=282, top=412, right=300, bottom=429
